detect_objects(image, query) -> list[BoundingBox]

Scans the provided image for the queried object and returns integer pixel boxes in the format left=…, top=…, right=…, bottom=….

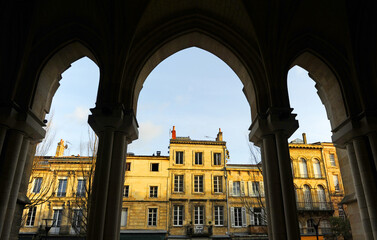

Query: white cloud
left=139, top=122, right=163, bottom=142
left=66, top=106, right=89, bottom=124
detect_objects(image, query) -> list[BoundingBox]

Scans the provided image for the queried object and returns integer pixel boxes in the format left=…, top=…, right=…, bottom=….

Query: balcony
left=296, top=202, right=333, bottom=212
left=186, top=225, right=213, bottom=237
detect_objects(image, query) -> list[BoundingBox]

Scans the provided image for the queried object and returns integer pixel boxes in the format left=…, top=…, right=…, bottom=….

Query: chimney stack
left=216, top=128, right=223, bottom=141
left=55, top=139, right=65, bottom=157
left=172, top=126, right=176, bottom=139
left=302, top=133, right=307, bottom=144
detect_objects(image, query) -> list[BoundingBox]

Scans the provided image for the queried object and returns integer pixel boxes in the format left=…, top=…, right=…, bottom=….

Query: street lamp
left=309, top=218, right=320, bottom=240
left=42, top=218, right=55, bottom=237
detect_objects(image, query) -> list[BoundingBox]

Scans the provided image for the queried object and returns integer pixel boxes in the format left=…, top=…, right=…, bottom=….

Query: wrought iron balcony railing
left=296, top=202, right=333, bottom=211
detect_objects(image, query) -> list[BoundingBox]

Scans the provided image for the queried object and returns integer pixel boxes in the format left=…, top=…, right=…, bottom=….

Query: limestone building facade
left=20, top=131, right=345, bottom=240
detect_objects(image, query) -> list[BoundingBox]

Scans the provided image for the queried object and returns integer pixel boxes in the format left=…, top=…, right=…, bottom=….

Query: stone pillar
left=249, top=108, right=300, bottom=240
left=0, top=106, right=45, bottom=239
left=346, top=142, right=373, bottom=239
left=87, top=105, right=138, bottom=240
left=332, top=116, right=377, bottom=240
left=1, top=137, right=30, bottom=240
left=352, top=137, right=377, bottom=239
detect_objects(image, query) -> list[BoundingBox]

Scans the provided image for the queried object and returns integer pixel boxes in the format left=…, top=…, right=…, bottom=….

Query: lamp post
left=42, top=218, right=55, bottom=237
left=309, top=218, right=320, bottom=240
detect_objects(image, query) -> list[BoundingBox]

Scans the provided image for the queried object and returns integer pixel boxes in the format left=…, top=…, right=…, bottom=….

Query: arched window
left=299, top=158, right=308, bottom=178
left=320, top=220, right=331, bottom=234
left=307, top=219, right=315, bottom=234
left=317, top=185, right=326, bottom=209
left=303, top=185, right=312, bottom=209
left=313, top=159, right=322, bottom=178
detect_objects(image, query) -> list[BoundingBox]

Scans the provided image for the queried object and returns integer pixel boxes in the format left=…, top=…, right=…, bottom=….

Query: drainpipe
left=224, top=146, right=230, bottom=236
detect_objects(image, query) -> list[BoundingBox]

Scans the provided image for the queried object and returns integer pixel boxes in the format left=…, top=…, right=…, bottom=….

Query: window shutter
left=241, top=181, right=245, bottom=196
left=249, top=207, right=254, bottom=225
left=242, top=207, right=247, bottom=227
left=259, top=181, right=265, bottom=197
left=261, top=208, right=266, bottom=225
left=248, top=181, right=253, bottom=197
left=230, top=207, right=235, bottom=227
left=229, top=181, right=233, bottom=196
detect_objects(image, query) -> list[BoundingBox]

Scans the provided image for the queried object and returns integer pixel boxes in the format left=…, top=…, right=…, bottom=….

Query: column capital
left=332, top=112, right=377, bottom=147
left=88, top=104, right=139, bottom=142
left=249, top=107, right=298, bottom=144
left=0, top=103, right=45, bottom=140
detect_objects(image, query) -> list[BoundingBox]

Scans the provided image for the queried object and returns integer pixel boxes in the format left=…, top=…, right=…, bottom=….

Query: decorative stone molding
left=88, top=104, right=139, bottom=143
left=249, top=107, right=299, bottom=144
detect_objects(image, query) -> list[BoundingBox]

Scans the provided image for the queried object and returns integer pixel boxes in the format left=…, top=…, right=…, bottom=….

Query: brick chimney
left=216, top=128, right=223, bottom=141
left=302, top=133, right=307, bottom=144
left=172, top=126, right=176, bottom=139
left=55, top=139, right=65, bottom=157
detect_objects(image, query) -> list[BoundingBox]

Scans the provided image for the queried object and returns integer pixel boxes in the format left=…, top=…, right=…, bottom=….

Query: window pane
left=121, top=209, right=128, bottom=227
left=176, top=152, right=183, bottom=164
left=57, top=179, right=67, bottom=197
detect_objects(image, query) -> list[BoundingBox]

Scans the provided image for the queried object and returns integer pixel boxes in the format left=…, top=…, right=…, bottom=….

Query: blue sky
left=45, top=47, right=331, bottom=164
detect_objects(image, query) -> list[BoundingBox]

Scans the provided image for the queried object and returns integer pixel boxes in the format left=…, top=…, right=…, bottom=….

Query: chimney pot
left=302, top=133, right=307, bottom=144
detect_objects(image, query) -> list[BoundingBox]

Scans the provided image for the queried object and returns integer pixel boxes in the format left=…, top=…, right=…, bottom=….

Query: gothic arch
left=121, top=16, right=267, bottom=122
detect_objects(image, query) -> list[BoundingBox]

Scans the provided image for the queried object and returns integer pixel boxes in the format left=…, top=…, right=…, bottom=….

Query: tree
left=327, top=216, right=352, bottom=240
left=67, top=128, right=98, bottom=236
left=22, top=112, right=58, bottom=226
left=240, top=144, right=268, bottom=234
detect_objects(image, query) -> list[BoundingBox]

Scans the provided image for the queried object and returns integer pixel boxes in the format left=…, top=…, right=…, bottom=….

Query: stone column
left=87, top=105, right=138, bottom=240
left=353, top=137, right=377, bottom=239
left=346, top=142, right=373, bottom=239
left=249, top=108, right=300, bottom=240
left=1, top=137, right=30, bottom=240
left=0, top=106, right=45, bottom=239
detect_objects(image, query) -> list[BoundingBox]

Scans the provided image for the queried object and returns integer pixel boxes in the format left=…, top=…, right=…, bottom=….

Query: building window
left=121, top=208, right=128, bottom=227
left=307, top=219, right=315, bottom=234
left=194, top=175, right=204, bottom=193
left=317, top=185, right=327, bottom=209
left=194, top=206, right=204, bottom=225
left=303, top=185, right=312, bottom=209
left=151, top=163, right=159, bottom=172
left=251, top=182, right=260, bottom=197
left=231, top=207, right=246, bottom=227
left=173, top=205, right=184, bottom=226
left=213, top=176, right=222, bottom=193
left=52, top=209, right=63, bottom=227
left=299, top=158, right=308, bottom=178
left=333, top=175, right=340, bottom=191
left=76, top=179, right=86, bottom=197
left=57, top=179, right=67, bottom=197
left=195, top=152, right=203, bottom=165
left=213, top=153, right=221, bottom=165
left=250, top=208, right=265, bottom=226
left=176, top=151, right=184, bottom=164
left=313, top=159, right=322, bottom=178
left=72, top=209, right=83, bottom=231
left=148, top=208, right=158, bottom=226
left=32, top=178, right=42, bottom=193
left=214, top=206, right=224, bottom=226
left=26, top=207, right=37, bottom=226
left=126, top=162, right=131, bottom=171
left=329, top=154, right=336, bottom=166
left=123, top=185, right=129, bottom=197
left=174, top=175, right=184, bottom=192
left=233, top=181, right=241, bottom=196
left=150, top=186, right=158, bottom=198
left=338, top=205, right=345, bottom=219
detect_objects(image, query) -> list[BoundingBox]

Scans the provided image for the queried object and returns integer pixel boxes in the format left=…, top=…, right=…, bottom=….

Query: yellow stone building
left=19, top=130, right=345, bottom=240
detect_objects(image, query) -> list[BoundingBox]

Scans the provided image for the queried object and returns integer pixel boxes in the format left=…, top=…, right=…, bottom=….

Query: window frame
left=174, top=175, right=184, bottom=193
left=150, top=163, right=159, bottom=172
left=173, top=205, right=184, bottom=226
left=148, top=208, right=158, bottom=226
left=213, top=153, right=221, bottom=165
left=26, top=206, right=37, bottom=226
left=56, top=179, right=67, bottom=197
left=194, top=175, right=204, bottom=193
left=125, top=162, right=131, bottom=171
left=194, top=205, right=204, bottom=225
left=175, top=151, right=184, bottom=165
left=32, top=178, right=43, bottom=193
left=194, top=152, right=203, bottom=165
left=123, top=185, right=130, bottom=197
left=76, top=179, right=86, bottom=197
left=329, top=153, right=336, bottom=166
left=213, top=176, right=223, bottom=193
left=214, top=205, right=224, bottom=226
left=121, top=208, right=128, bottom=227
left=149, top=186, right=158, bottom=198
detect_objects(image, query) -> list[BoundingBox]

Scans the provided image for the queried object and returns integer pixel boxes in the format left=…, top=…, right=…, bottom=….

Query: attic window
left=151, top=163, right=159, bottom=172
